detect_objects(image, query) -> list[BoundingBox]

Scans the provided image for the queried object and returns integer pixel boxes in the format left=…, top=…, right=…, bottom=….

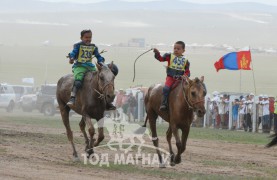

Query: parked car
left=36, top=84, right=58, bottom=116
left=19, top=94, right=37, bottom=112
left=0, top=83, right=16, bottom=112
left=11, top=85, right=35, bottom=108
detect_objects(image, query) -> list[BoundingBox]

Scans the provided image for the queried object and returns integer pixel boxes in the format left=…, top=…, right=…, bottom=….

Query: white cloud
left=16, top=20, right=68, bottom=26
left=227, top=13, right=270, bottom=24
left=39, top=0, right=277, bottom=6
left=117, top=21, right=151, bottom=27
left=0, top=19, right=68, bottom=26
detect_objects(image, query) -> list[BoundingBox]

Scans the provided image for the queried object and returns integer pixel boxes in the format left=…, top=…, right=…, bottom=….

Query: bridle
left=181, top=76, right=205, bottom=110
left=93, top=68, right=114, bottom=100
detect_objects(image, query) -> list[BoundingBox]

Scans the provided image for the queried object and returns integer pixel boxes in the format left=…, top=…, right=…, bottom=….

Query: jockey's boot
left=67, top=86, right=77, bottom=108
left=106, top=103, right=116, bottom=111
left=159, top=86, right=170, bottom=111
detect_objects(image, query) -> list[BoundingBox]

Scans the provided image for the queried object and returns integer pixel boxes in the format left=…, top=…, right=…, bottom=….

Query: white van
left=0, top=83, right=16, bottom=112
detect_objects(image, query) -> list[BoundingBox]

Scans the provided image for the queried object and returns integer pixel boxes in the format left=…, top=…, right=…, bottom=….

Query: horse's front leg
left=79, top=116, right=89, bottom=151
left=94, top=118, right=105, bottom=147
left=181, top=126, right=190, bottom=154
left=171, top=123, right=182, bottom=164
left=166, top=125, right=175, bottom=166
left=85, top=115, right=95, bottom=158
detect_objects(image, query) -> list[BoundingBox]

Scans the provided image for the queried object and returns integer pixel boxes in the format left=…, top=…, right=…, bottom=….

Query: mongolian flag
left=214, top=51, right=252, bottom=72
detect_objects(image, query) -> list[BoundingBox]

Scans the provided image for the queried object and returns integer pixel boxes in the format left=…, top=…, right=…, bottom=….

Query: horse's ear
left=96, top=63, right=102, bottom=71
left=108, top=61, right=114, bottom=70
left=200, top=76, right=204, bottom=83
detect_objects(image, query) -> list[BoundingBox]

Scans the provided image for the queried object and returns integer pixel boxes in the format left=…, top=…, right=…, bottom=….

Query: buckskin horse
left=56, top=62, right=115, bottom=161
left=144, top=75, right=206, bottom=167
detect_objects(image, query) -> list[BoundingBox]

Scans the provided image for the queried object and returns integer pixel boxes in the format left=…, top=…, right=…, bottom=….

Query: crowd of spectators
left=206, top=91, right=277, bottom=133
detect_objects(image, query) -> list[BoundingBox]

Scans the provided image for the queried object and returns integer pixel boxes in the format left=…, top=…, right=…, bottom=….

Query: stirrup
left=159, top=104, right=167, bottom=111
left=67, top=97, right=75, bottom=108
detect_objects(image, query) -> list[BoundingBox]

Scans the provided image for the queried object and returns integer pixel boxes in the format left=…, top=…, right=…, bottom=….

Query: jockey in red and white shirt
left=153, top=41, right=190, bottom=111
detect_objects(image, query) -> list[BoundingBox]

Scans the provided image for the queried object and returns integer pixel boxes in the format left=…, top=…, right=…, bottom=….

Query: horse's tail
left=133, top=115, right=148, bottom=134
left=266, top=133, right=277, bottom=148
left=142, top=114, right=148, bottom=127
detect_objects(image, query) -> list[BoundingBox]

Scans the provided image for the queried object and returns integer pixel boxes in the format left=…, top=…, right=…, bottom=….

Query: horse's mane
left=85, top=70, right=98, bottom=77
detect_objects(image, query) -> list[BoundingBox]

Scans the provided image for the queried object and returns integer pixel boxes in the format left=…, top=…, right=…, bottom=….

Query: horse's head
left=96, top=62, right=116, bottom=103
left=183, top=76, right=207, bottom=117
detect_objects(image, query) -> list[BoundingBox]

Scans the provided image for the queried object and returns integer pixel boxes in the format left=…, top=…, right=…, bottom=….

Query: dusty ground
left=0, top=113, right=277, bottom=180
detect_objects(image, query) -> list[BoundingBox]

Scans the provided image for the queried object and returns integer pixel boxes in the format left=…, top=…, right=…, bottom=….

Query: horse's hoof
left=174, top=156, right=181, bottom=164
left=159, top=163, right=166, bottom=168
left=86, top=149, right=94, bottom=158
left=73, top=156, right=80, bottom=162
left=170, top=162, right=176, bottom=166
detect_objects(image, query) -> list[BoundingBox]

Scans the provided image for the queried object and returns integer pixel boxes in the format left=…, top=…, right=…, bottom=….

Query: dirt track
left=1, top=115, right=277, bottom=180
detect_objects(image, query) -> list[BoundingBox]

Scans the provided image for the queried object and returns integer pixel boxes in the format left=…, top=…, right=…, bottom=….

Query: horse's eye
left=100, top=76, right=104, bottom=80
left=191, top=91, right=196, bottom=97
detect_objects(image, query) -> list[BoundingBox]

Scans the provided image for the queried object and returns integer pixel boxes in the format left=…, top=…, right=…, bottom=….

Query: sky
left=39, top=0, right=277, bottom=6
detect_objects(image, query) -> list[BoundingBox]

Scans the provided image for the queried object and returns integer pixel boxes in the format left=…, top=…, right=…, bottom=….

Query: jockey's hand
left=153, top=48, right=159, bottom=54
left=69, top=58, right=74, bottom=64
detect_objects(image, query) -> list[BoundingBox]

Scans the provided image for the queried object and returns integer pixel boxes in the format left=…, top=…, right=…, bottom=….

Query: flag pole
left=239, top=69, right=241, bottom=93
left=250, top=48, right=257, bottom=95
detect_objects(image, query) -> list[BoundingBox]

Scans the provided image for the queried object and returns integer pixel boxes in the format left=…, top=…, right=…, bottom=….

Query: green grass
left=0, top=112, right=81, bottom=131
left=156, top=124, right=270, bottom=145
left=0, top=113, right=271, bottom=146
left=201, top=159, right=277, bottom=178
left=0, top=128, right=83, bottom=145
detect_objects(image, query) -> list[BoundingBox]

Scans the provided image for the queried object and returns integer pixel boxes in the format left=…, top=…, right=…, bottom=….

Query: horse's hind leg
left=148, top=111, right=164, bottom=167
left=94, top=127, right=104, bottom=147
left=79, top=116, right=89, bottom=151
left=60, top=105, right=79, bottom=161
left=166, top=125, right=175, bottom=166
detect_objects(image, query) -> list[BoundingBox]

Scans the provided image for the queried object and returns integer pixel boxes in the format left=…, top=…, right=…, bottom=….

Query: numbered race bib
left=169, top=55, right=187, bottom=71
left=77, top=45, right=95, bottom=63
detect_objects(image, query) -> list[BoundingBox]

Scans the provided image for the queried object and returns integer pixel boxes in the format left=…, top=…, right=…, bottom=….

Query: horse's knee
left=88, top=127, right=95, bottom=136
left=79, top=120, right=85, bottom=131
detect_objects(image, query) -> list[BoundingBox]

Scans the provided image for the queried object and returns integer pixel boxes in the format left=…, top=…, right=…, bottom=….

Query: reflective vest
left=77, top=45, right=95, bottom=63
left=169, top=54, right=187, bottom=71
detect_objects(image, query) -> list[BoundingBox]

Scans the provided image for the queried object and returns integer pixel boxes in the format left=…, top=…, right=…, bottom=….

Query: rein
left=92, top=70, right=114, bottom=100
left=181, top=76, right=205, bottom=110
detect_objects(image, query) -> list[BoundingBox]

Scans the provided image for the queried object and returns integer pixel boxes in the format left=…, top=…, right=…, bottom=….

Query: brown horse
left=56, top=63, right=115, bottom=161
left=144, top=75, right=206, bottom=166
left=266, top=133, right=277, bottom=148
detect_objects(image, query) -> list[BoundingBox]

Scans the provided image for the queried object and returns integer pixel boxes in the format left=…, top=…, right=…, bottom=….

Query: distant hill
left=1, top=0, right=277, bottom=13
